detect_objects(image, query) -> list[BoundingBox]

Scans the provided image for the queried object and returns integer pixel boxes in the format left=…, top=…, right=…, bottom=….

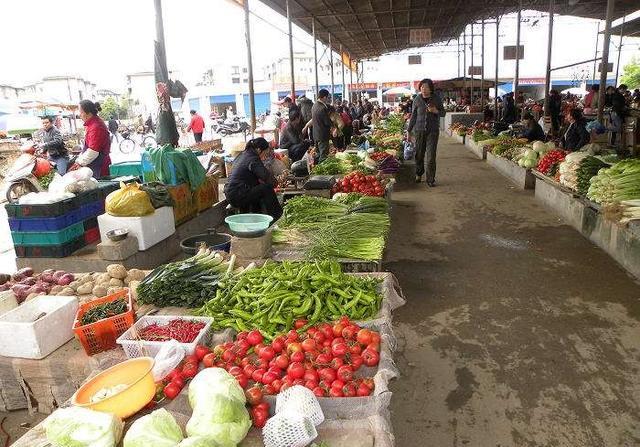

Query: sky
left=0, top=1, right=638, bottom=91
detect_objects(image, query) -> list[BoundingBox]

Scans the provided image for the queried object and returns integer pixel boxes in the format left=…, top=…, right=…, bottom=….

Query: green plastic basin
left=225, top=214, right=273, bottom=235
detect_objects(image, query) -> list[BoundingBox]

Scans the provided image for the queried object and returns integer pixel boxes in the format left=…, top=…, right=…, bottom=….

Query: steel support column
left=341, top=45, right=346, bottom=102
left=463, top=29, right=467, bottom=94
left=286, top=0, right=295, bottom=103
left=312, top=18, right=319, bottom=95
left=615, top=15, right=625, bottom=85
left=457, top=37, right=461, bottom=78
left=349, top=57, right=354, bottom=102
left=544, top=0, right=555, bottom=115
left=592, top=22, right=601, bottom=83
left=470, top=23, right=475, bottom=105
left=597, top=0, right=615, bottom=121
left=495, top=16, right=500, bottom=119
left=243, top=0, right=256, bottom=133
left=513, top=6, right=522, bottom=108
left=329, top=34, right=335, bottom=103
left=481, top=19, right=485, bottom=109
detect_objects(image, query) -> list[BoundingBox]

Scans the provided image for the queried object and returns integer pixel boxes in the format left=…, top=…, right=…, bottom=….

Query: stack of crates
left=6, top=182, right=119, bottom=258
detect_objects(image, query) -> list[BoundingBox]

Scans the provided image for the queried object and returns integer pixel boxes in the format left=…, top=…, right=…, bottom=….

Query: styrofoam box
left=0, top=290, right=18, bottom=316
left=116, top=315, right=213, bottom=358
left=97, top=206, right=176, bottom=251
left=0, top=295, right=78, bottom=359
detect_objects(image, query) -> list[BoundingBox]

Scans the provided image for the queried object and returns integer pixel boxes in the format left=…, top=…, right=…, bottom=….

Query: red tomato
left=267, top=366, right=283, bottom=377
left=315, top=353, right=332, bottom=366
left=370, top=332, right=381, bottom=345
left=349, top=343, right=362, bottom=356
left=163, top=383, right=181, bottom=400
left=275, top=354, right=290, bottom=370
left=337, top=365, right=354, bottom=382
left=194, top=345, right=211, bottom=361
left=245, top=386, right=264, bottom=406
left=251, top=368, right=266, bottom=383
left=312, top=331, right=326, bottom=345
left=313, top=386, right=326, bottom=397
left=263, top=384, right=276, bottom=395
left=228, top=366, right=243, bottom=377
left=287, top=362, right=305, bottom=379
left=182, top=362, right=198, bottom=378
left=271, top=379, right=283, bottom=392
left=362, top=348, right=380, bottom=367
left=251, top=407, right=268, bottom=428
left=331, top=342, right=348, bottom=357
left=287, top=342, right=303, bottom=355
left=331, top=357, right=345, bottom=370
left=331, top=379, right=345, bottom=390
left=342, top=382, right=357, bottom=397
left=236, top=331, right=248, bottom=341
left=290, top=350, right=305, bottom=363
left=184, top=354, right=199, bottom=365
left=350, top=354, right=364, bottom=370
left=292, top=378, right=305, bottom=387
left=357, top=382, right=372, bottom=396
left=305, top=379, right=319, bottom=390
left=332, top=322, right=345, bottom=338
left=170, top=376, right=185, bottom=389
left=259, top=346, right=276, bottom=361
left=304, top=349, right=320, bottom=362
left=243, top=364, right=257, bottom=377
left=329, top=387, right=343, bottom=398
left=294, top=319, right=308, bottom=329
left=167, top=368, right=183, bottom=381
left=236, top=373, right=249, bottom=389
left=304, top=368, right=319, bottom=383
left=286, top=330, right=299, bottom=341
left=247, top=330, right=264, bottom=346
left=255, top=401, right=270, bottom=413
left=356, top=329, right=373, bottom=346
left=222, top=350, right=235, bottom=363
left=318, top=367, right=337, bottom=383
left=301, top=338, right=317, bottom=352
left=262, top=371, right=278, bottom=385
left=271, top=336, right=286, bottom=353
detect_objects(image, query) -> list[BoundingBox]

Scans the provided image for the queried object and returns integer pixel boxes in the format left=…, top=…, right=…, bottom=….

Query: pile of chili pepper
left=80, top=298, right=128, bottom=326
left=138, top=319, right=206, bottom=343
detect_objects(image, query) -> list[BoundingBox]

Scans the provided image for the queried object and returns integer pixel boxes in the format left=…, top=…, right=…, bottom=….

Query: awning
left=603, top=15, right=640, bottom=37
left=259, top=0, right=637, bottom=60
left=209, top=95, right=236, bottom=104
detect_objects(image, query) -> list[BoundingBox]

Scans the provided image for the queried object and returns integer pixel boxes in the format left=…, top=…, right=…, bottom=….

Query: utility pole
left=286, top=0, right=295, bottom=103
left=544, top=0, right=555, bottom=115
left=597, top=0, right=615, bottom=122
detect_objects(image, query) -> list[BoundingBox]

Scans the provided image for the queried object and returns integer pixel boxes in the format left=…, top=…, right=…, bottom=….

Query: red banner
left=381, top=81, right=409, bottom=89
left=349, top=83, right=377, bottom=90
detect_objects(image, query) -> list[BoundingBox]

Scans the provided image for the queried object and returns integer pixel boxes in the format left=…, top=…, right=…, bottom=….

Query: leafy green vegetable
left=123, top=409, right=183, bottom=447
left=588, top=159, right=640, bottom=204
left=188, top=368, right=246, bottom=407
left=45, top=407, right=123, bottom=447
left=178, top=437, right=225, bottom=447
left=81, top=298, right=128, bottom=326
left=576, top=156, right=608, bottom=196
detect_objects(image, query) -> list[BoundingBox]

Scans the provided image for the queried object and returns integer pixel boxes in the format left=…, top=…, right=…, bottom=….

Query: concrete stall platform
left=534, top=172, right=640, bottom=280
left=486, top=152, right=535, bottom=190
left=465, top=138, right=487, bottom=160
left=443, top=112, right=484, bottom=137
left=453, top=133, right=466, bottom=145
left=16, top=201, right=228, bottom=272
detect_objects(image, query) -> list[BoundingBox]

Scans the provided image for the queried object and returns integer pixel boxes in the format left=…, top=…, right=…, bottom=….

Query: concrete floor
left=387, top=136, right=640, bottom=446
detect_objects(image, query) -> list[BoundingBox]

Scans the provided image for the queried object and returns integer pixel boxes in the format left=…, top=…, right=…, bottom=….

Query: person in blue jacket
left=224, top=137, right=282, bottom=221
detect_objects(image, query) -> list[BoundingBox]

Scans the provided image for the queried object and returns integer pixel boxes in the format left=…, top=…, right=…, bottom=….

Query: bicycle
left=119, top=127, right=157, bottom=153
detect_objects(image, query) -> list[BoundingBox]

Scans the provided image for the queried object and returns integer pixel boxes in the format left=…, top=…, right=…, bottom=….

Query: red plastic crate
left=84, top=227, right=100, bottom=244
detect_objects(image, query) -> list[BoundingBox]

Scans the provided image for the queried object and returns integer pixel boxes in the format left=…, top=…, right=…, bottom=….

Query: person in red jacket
left=187, top=110, right=205, bottom=142
left=70, top=100, right=111, bottom=178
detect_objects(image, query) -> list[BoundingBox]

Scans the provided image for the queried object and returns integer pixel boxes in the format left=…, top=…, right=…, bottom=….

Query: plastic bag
left=403, top=141, right=415, bottom=160
left=106, top=182, right=155, bottom=217
left=152, top=339, right=185, bottom=381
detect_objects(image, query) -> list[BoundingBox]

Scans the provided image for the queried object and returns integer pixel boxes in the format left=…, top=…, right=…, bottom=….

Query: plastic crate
left=5, top=197, right=76, bottom=218
left=73, top=289, right=135, bottom=356
left=78, top=200, right=105, bottom=220
left=73, top=188, right=102, bottom=206
left=8, top=208, right=82, bottom=232
left=11, top=221, right=85, bottom=246
left=83, top=217, right=98, bottom=231
left=116, top=315, right=213, bottom=358
left=14, top=235, right=86, bottom=258
left=109, top=162, right=142, bottom=178
left=84, top=227, right=100, bottom=244
left=97, top=181, right=119, bottom=199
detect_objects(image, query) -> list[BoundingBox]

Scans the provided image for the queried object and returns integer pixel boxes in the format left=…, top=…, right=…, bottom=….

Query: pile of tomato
left=369, top=151, right=392, bottom=162
left=332, top=172, right=386, bottom=197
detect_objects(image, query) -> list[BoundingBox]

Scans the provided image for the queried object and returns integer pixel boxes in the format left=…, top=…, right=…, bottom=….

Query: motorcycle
left=5, top=142, right=56, bottom=203
left=212, top=116, right=250, bottom=136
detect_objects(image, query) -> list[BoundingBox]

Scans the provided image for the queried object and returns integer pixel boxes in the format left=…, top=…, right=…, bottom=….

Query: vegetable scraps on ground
left=137, top=247, right=251, bottom=308
left=197, top=260, right=382, bottom=338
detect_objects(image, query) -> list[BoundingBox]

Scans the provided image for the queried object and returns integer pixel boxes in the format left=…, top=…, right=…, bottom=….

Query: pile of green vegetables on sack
left=587, top=159, right=640, bottom=204
left=273, top=212, right=389, bottom=260
left=137, top=247, right=252, bottom=308
left=198, top=260, right=382, bottom=338
left=278, top=194, right=388, bottom=227
left=312, top=153, right=372, bottom=175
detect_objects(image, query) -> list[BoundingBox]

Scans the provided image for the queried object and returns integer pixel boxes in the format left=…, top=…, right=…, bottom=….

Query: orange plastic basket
left=73, top=289, right=135, bottom=356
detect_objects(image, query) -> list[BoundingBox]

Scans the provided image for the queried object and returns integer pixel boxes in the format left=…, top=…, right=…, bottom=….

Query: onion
left=40, top=272, right=55, bottom=283
left=57, top=274, right=74, bottom=286
left=28, top=285, right=47, bottom=295
left=11, top=284, right=31, bottom=302
left=20, top=277, right=37, bottom=286
left=52, top=270, right=67, bottom=281
left=0, top=283, right=9, bottom=291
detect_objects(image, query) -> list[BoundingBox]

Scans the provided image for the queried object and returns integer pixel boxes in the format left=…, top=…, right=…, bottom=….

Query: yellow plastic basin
left=71, top=357, right=155, bottom=419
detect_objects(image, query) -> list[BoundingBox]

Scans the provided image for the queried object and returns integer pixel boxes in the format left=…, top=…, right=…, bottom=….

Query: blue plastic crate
left=78, top=200, right=105, bottom=220
left=11, top=222, right=85, bottom=246
left=8, top=209, right=83, bottom=232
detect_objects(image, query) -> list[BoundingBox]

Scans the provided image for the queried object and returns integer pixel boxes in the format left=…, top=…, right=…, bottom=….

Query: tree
left=98, top=97, right=120, bottom=120
left=620, top=57, right=640, bottom=89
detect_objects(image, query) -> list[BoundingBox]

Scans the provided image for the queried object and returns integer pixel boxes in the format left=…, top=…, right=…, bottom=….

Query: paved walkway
left=387, top=136, right=640, bottom=446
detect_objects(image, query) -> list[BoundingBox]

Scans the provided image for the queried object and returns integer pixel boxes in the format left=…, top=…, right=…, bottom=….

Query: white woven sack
left=263, top=412, right=318, bottom=447
left=275, top=385, right=324, bottom=426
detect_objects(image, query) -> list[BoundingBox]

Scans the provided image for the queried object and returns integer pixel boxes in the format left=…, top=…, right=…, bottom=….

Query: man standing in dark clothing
left=39, top=116, right=69, bottom=175
left=407, top=78, right=445, bottom=187
left=311, top=89, right=333, bottom=161
left=502, top=93, right=517, bottom=124
left=107, top=116, right=119, bottom=143
left=547, top=90, right=562, bottom=136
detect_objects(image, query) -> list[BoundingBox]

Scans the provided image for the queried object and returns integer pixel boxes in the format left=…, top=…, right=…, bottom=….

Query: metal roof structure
left=605, top=15, right=640, bottom=36
left=260, top=0, right=639, bottom=60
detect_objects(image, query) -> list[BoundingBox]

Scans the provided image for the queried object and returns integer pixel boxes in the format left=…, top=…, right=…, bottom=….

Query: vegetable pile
left=80, top=298, right=128, bottom=325
left=576, top=156, right=609, bottom=196
left=311, top=153, right=372, bottom=175
left=138, top=319, right=206, bottom=343
left=536, top=149, right=567, bottom=177
left=587, top=159, right=640, bottom=204
left=198, top=261, right=382, bottom=338
left=559, top=152, right=590, bottom=190
left=137, top=247, right=249, bottom=308
left=331, top=171, right=389, bottom=197
left=279, top=194, right=388, bottom=228
left=380, top=114, right=405, bottom=134
left=0, top=267, right=74, bottom=303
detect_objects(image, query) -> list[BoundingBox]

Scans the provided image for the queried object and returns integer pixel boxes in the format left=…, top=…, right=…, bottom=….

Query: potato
left=126, top=269, right=146, bottom=281
left=78, top=275, right=93, bottom=285
left=68, top=280, right=81, bottom=291
left=76, top=282, right=94, bottom=295
left=106, top=264, right=127, bottom=280
left=128, top=280, right=141, bottom=300
left=91, top=272, right=102, bottom=281
left=59, top=287, right=75, bottom=296
left=107, top=286, right=124, bottom=295
left=109, top=278, right=124, bottom=287
left=50, top=285, right=64, bottom=295
left=96, top=273, right=111, bottom=286
left=92, top=285, right=108, bottom=298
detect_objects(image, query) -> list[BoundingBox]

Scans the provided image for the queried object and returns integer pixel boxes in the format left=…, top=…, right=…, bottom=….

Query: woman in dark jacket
left=548, top=90, right=562, bottom=136
left=561, top=109, right=590, bottom=152
left=224, top=138, right=282, bottom=220
left=279, top=110, right=311, bottom=162
left=520, top=113, right=545, bottom=142
left=406, top=78, right=445, bottom=186
left=502, top=93, right=517, bottom=124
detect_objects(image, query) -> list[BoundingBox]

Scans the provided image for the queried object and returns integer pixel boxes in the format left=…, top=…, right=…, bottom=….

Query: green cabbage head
left=185, top=393, right=251, bottom=447
left=44, top=407, right=123, bottom=447
left=123, top=408, right=184, bottom=447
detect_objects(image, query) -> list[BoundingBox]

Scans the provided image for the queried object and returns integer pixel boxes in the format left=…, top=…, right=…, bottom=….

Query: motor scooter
left=5, top=142, right=57, bottom=203
left=212, top=117, right=250, bottom=136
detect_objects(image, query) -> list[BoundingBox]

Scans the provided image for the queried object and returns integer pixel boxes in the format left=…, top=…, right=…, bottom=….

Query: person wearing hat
left=224, top=137, right=282, bottom=220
